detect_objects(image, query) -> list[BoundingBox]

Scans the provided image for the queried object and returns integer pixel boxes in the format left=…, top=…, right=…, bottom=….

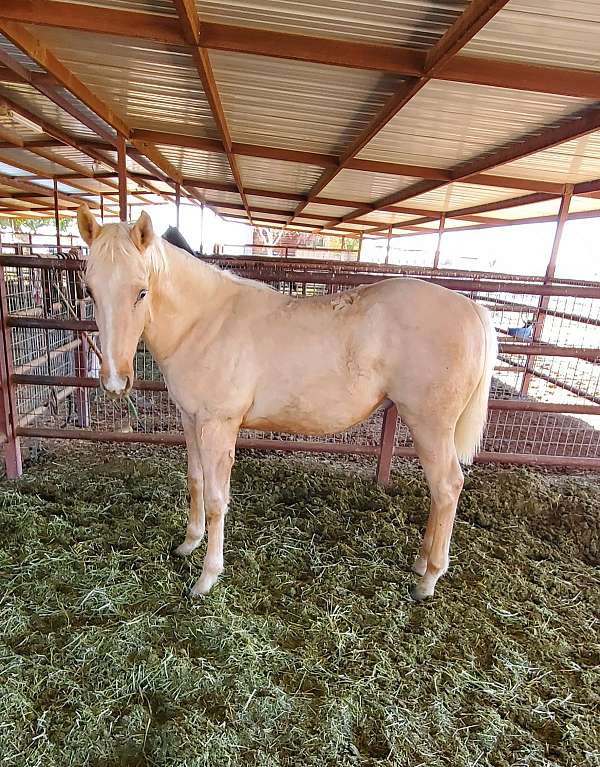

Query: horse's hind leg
left=405, top=418, right=464, bottom=601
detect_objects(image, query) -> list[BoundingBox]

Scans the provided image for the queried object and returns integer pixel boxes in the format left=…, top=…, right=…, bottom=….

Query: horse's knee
left=204, top=494, right=227, bottom=526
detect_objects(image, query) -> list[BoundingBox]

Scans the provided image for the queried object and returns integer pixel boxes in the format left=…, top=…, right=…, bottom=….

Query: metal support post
left=433, top=213, right=445, bottom=269
left=117, top=135, right=127, bottom=222
left=521, top=185, right=573, bottom=395
left=0, top=264, right=22, bottom=477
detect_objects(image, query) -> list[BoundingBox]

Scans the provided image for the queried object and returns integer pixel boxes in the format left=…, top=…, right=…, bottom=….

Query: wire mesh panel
left=2, top=252, right=600, bottom=467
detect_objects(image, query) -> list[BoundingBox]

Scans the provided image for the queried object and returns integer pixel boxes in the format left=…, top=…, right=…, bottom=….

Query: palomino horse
left=77, top=206, right=497, bottom=601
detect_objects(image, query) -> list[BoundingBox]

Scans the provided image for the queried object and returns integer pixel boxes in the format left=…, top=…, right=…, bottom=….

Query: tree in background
left=0, top=216, right=73, bottom=235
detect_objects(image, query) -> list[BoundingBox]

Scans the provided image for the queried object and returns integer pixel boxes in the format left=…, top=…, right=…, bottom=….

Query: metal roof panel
left=357, top=80, right=594, bottom=169
left=210, top=50, right=405, bottom=154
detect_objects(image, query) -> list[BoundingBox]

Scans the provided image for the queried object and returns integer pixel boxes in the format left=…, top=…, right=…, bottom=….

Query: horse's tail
left=454, top=303, right=498, bottom=464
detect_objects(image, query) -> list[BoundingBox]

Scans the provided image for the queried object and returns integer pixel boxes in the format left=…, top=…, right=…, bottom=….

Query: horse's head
left=77, top=204, right=164, bottom=398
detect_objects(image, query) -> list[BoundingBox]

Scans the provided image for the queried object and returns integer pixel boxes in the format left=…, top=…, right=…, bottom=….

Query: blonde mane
left=86, top=222, right=168, bottom=279
left=86, top=220, right=274, bottom=295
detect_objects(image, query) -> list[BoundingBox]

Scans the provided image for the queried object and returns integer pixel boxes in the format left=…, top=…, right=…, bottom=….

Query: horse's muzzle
left=100, top=372, right=132, bottom=399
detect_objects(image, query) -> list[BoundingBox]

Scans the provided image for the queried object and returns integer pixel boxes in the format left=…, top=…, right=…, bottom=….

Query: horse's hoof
left=190, top=571, right=221, bottom=597
left=174, top=541, right=197, bottom=557
left=410, top=584, right=433, bottom=602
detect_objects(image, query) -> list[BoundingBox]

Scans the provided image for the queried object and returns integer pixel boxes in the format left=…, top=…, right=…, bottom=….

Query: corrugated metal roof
left=357, top=210, right=430, bottom=225
left=357, top=80, right=594, bottom=169
left=1, top=1, right=600, bottom=228
left=0, top=111, right=42, bottom=144
left=27, top=26, right=219, bottom=138
left=485, top=199, right=562, bottom=220
left=569, top=196, right=600, bottom=213
left=211, top=51, right=405, bottom=154
left=488, top=195, right=600, bottom=221
left=319, top=169, right=416, bottom=203
left=402, top=182, right=528, bottom=212
left=206, top=190, right=245, bottom=206
left=156, top=145, right=235, bottom=183
left=246, top=195, right=294, bottom=211
left=0, top=81, right=99, bottom=139
left=36, top=146, right=100, bottom=175
left=199, top=0, right=469, bottom=47
left=57, top=0, right=176, bottom=13
left=303, top=202, right=358, bottom=218
left=237, top=156, right=323, bottom=194
left=463, top=1, right=600, bottom=71
left=0, top=149, right=52, bottom=175
left=0, top=36, right=45, bottom=73
left=487, top=131, right=600, bottom=184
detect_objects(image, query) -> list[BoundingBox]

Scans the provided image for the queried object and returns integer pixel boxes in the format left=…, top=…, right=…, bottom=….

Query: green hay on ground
left=1, top=445, right=599, bottom=767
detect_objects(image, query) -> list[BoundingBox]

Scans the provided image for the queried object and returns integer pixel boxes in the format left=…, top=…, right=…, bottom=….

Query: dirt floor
left=0, top=444, right=599, bottom=767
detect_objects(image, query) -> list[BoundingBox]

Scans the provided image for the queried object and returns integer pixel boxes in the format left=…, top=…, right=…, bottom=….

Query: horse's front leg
left=190, top=418, right=238, bottom=596
left=174, top=412, right=205, bottom=556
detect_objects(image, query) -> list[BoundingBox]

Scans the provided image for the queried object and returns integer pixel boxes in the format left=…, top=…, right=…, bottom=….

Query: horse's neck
left=143, top=243, right=231, bottom=362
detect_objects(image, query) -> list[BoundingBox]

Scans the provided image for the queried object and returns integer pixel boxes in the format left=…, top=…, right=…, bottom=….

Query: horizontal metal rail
left=497, top=354, right=600, bottom=407
left=210, top=255, right=600, bottom=288
left=7, top=319, right=600, bottom=360
left=16, top=427, right=600, bottom=470
left=3, top=255, right=600, bottom=298
left=480, top=295, right=600, bottom=328
left=3, top=247, right=600, bottom=290
left=12, top=373, right=165, bottom=391
left=10, top=373, right=600, bottom=416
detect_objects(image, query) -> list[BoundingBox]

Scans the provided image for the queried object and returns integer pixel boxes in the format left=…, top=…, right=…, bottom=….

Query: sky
left=365, top=217, right=600, bottom=281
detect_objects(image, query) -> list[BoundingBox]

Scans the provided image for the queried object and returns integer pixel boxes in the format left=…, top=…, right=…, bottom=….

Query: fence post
left=385, top=226, right=392, bottom=264
left=376, top=403, right=398, bottom=486
left=74, top=301, right=90, bottom=428
left=433, top=213, right=445, bottom=269
left=0, top=264, right=23, bottom=478
left=520, top=185, right=573, bottom=396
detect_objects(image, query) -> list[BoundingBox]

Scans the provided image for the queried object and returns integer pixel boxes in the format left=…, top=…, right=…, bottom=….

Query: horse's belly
left=242, top=388, right=384, bottom=435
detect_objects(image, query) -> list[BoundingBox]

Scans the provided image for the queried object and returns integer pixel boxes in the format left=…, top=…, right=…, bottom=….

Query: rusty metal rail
left=1, top=253, right=599, bottom=477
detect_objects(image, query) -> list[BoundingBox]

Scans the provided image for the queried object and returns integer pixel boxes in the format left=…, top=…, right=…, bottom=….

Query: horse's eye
left=136, top=289, right=148, bottom=304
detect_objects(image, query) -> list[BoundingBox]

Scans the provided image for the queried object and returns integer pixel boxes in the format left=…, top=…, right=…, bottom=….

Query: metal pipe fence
left=1, top=250, right=599, bottom=479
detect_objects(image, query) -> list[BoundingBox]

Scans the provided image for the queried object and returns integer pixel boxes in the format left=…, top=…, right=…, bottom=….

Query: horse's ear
left=130, top=211, right=154, bottom=253
left=77, top=204, right=101, bottom=246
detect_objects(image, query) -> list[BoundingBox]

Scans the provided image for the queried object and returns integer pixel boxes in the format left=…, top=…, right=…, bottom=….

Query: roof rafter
left=0, top=25, right=204, bottom=213
left=289, top=0, right=510, bottom=223
left=172, top=0, right=252, bottom=222
left=0, top=171, right=102, bottom=210
left=4, top=2, right=600, bottom=100
left=16, top=131, right=569, bottom=196
left=330, top=103, right=600, bottom=228
left=0, top=20, right=128, bottom=138
left=0, top=92, right=167, bottom=206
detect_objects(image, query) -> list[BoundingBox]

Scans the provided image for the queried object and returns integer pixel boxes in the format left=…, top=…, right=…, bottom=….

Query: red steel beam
left=172, top=0, right=252, bottom=222
left=290, top=0, right=510, bottom=223
left=117, top=135, right=128, bottom=221
left=49, top=129, right=568, bottom=197
left=521, top=185, right=574, bottom=395
left=4, top=2, right=600, bottom=100
left=331, top=106, right=600, bottom=228
left=0, top=20, right=128, bottom=137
